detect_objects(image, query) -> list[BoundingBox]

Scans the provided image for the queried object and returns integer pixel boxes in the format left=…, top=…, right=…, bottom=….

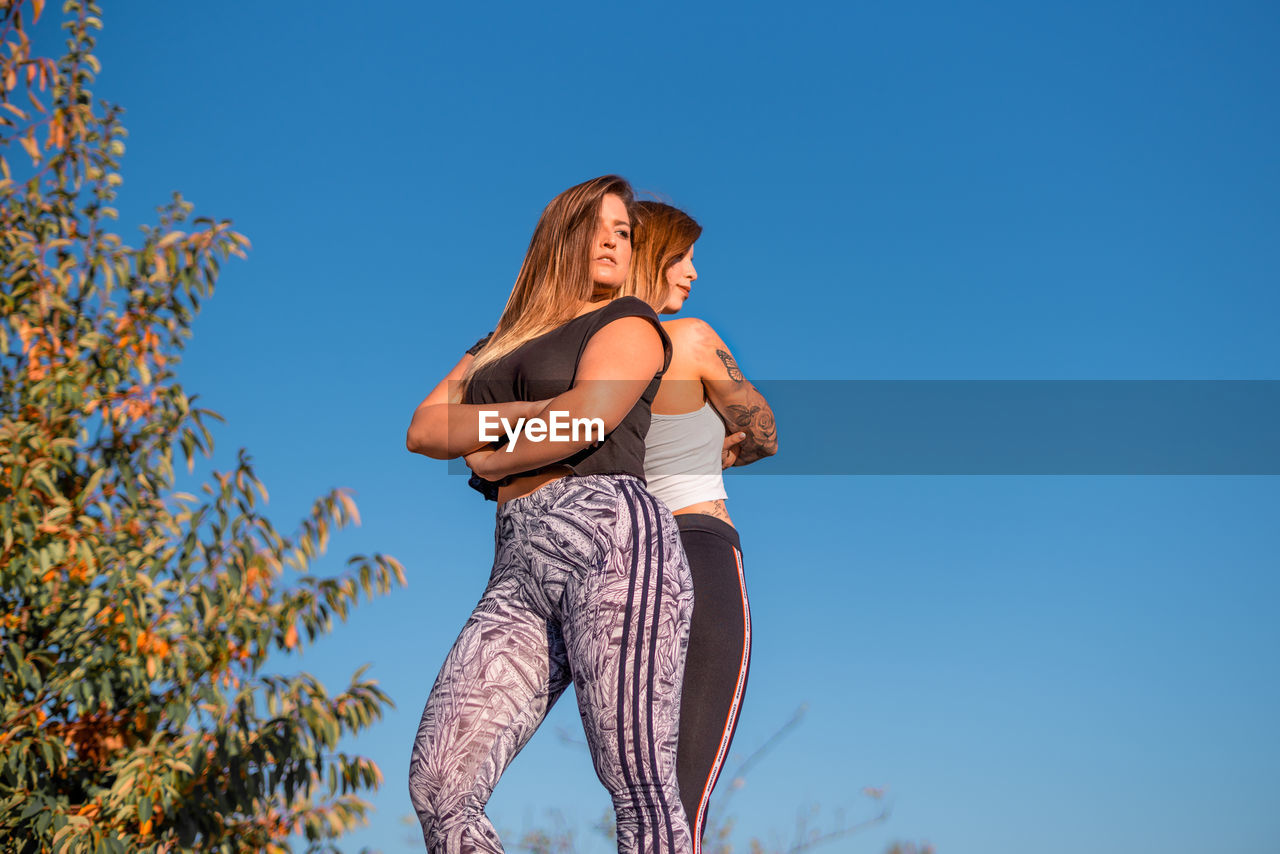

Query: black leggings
left=674, top=514, right=751, bottom=852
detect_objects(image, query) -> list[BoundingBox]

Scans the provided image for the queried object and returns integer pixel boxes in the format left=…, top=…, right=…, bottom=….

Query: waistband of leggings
left=674, top=513, right=741, bottom=550
left=497, top=473, right=645, bottom=516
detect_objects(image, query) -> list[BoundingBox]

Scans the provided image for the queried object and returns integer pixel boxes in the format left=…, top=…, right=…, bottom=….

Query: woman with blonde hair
left=405, top=176, right=694, bottom=853
left=627, top=201, right=777, bottom=852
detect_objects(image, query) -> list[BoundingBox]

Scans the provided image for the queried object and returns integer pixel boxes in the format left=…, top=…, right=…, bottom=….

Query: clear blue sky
left=51, top=1, right=1280, bottom=851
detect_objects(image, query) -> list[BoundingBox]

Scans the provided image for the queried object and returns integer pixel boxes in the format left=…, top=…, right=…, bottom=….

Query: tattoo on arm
left=724, top=397, right=778, bottom=464
left=716, top=349, right=745, bottom=383
left=707, top=339, right=777, bottom=465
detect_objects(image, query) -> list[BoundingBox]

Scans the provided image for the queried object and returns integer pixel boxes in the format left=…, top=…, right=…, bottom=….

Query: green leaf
left=0, top=6, right=397, bottom=847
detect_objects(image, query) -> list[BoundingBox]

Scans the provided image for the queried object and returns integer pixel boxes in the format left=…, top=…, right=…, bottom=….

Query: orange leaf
left=284, top=624, right=298, bottom=650
left=19, top=129, right=38, bottom=162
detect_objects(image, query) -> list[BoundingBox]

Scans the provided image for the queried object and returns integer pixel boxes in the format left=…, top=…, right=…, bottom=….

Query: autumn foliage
left=1, top=2, right=404, bottom=851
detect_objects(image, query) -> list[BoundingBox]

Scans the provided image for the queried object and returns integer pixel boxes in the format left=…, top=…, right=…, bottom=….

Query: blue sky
left=48, top=1, right=1280, bottom=851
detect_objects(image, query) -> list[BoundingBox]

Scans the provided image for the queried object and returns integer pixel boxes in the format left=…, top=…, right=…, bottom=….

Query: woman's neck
left=573, top=291, right=618, bottom=317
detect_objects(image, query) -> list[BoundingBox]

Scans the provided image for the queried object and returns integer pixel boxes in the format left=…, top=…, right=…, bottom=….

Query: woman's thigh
left=555, top=478, right=695, bottom=850
left=409, top=566, right=572, bottom=816
left=672, top=514, right=751, bottom=844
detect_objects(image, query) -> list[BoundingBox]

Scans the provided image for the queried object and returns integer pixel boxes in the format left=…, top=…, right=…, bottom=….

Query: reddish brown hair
left=624, top=201, right=702, bottom=311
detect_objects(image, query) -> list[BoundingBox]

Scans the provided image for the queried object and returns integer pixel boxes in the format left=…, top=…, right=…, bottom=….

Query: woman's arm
left=465, top=316, right=665, bottom=481
left=686, top=319, right=778, bottom=466
left=405, top=353, right=544, bottom=459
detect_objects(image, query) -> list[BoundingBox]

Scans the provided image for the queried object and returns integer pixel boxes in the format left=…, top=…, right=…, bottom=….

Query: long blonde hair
left=465, top=175, right=635, bottom=381
left=624, top=201, right=702, bottom=311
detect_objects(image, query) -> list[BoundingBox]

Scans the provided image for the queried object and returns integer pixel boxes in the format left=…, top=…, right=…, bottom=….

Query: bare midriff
left=671, top=499, right=734, bottom=527
left=496, top=466, right=574, bottom=505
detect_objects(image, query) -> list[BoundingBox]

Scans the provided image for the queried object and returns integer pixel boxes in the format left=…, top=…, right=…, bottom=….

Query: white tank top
left=643, top=402, right=728, bottom=512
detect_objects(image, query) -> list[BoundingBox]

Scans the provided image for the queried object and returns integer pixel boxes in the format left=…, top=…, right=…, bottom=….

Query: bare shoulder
left=589, top=314, right=664, bottom=348
left=661, top=316, right=723, bottom=349
left=580, top=315, right=664, bottom=377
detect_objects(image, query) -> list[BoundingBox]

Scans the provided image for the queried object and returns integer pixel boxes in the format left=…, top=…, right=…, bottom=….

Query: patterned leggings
left=408, top=474, right=695, bottom=853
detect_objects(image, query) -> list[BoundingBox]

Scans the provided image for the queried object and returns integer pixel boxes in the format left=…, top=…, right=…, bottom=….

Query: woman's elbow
left=406, top=411, right=447, bottom=459
left=738, top=441, right=777, bottom=466
left=745, top=428, right=778, bottom=462
left=406, top=426, right=434, bottom=457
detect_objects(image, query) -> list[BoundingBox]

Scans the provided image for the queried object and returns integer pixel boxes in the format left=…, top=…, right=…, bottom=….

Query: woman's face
left=661, top=243, right=697, bottom=314
left=591, top=193, right=632, bottom=291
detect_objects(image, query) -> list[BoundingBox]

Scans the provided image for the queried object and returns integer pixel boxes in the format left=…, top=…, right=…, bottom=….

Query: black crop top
left=463, top=296, right=671, bottom=500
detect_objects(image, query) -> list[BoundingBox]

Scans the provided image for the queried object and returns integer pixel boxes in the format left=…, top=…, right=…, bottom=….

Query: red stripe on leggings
left=693, top=545, right=750, bottom=853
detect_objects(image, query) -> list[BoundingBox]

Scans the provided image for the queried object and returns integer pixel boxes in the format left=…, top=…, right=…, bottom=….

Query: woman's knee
left=407, top=747, right=441, bottom=819
left=612, top=791, right=693, bottom=853
left=408, top=738, right=493, bottom=825
left=408, top=766, right=486, bottom=851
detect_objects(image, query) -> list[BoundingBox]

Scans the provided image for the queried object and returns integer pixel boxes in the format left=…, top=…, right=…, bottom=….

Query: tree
left=0, top=1, right=405, bottom=850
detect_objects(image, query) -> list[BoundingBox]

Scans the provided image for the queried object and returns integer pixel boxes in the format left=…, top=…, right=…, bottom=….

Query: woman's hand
left=721, top=432, right=746, bottom=469
left=463, top=446, right=501, bottom=480
left=463, top=315, right=665, bottom=478
left=463, top=398, right=557, bottom=482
